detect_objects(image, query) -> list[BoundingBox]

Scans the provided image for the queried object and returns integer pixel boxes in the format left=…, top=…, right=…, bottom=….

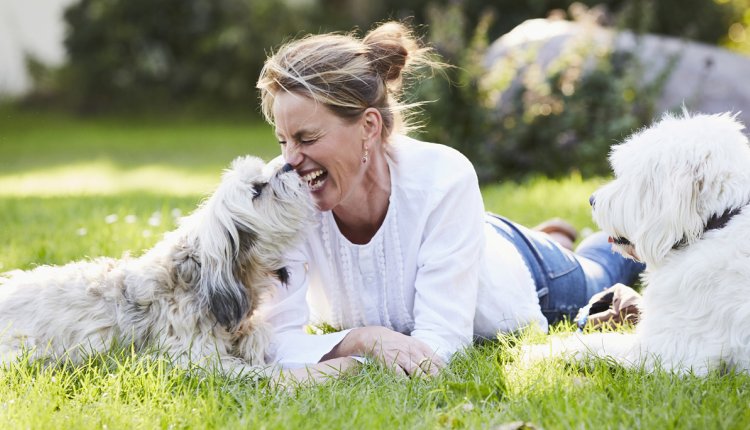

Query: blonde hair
left=257, top=21, right=440, bottom=140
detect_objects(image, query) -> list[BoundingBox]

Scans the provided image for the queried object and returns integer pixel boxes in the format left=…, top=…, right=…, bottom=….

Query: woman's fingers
left=417, top=357, right=440, bottom=377
left=395, top=354, right=442, bottom=378
left=346, top=326, right=445, bottom=378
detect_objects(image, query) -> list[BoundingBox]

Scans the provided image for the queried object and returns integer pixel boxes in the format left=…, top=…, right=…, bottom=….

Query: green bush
left=48, top=0, right=436, bottom=113
left=58, top=0, right=313, bottom=113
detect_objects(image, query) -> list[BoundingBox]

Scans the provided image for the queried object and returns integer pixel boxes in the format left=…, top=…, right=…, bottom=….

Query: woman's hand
left=323, top=326, right=445, bottom=377
left=576, top=283, right=642, bottom=330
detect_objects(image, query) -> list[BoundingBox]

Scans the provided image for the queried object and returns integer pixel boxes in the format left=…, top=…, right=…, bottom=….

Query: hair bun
left=363, top=22, right=418, bottom=82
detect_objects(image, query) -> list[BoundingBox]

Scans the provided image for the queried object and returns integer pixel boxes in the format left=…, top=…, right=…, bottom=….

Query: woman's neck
left=332, top=151, right=391, bottom=245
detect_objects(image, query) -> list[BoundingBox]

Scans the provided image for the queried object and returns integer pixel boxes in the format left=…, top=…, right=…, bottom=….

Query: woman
left=256, top=22, right=643, bottom=381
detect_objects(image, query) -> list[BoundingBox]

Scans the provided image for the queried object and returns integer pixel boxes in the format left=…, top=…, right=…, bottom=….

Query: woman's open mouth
left=302, top=169, right=328, bottom=192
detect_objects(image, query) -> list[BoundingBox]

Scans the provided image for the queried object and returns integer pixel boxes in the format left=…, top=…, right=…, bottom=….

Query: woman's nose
left=283, top=144, right=303, bottom=167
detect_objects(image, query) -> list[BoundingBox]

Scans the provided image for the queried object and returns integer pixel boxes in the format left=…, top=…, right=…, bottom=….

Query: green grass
left=1, top=108, right=749, bottom=429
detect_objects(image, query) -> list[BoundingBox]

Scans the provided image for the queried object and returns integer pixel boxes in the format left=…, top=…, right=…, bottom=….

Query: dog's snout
left=280, top=163, right=294, bottom=173
left=589, top=194, right=596, bottom=208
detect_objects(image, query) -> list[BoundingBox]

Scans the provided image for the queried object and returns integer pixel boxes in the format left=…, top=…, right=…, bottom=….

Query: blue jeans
left=486, top=213, right=645, bottom=324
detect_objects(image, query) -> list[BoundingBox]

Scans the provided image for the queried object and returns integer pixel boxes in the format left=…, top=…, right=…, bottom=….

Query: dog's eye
left=612, top=236, right=632, bottom=246
left=251, top=182, right=268, bottom=200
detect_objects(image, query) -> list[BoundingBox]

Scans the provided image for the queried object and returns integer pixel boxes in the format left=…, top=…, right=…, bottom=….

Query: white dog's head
left=175, top=156, right=313, bottom=330
left=591, top=111, right=750, bottom=267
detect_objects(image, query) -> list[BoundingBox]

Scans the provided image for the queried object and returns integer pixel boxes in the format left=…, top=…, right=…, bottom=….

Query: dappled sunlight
left=0, top=160, right=220, bottom=196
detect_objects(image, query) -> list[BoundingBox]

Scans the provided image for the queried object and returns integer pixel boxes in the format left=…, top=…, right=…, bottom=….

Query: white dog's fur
left=526, top=111, right=750, bottom=375
left=0, top=156, right=312, bottom=375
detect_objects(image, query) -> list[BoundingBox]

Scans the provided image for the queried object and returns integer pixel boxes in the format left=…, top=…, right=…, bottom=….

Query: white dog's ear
left=197, top=208, right=252, bottom=330
left=194, top=163, right=264, bottom=330
left=633, top=159, right=706, bottom=265
left=192, top=156, right=274, bottom=330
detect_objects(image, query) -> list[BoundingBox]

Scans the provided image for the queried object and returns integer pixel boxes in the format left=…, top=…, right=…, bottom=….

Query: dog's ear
left=191, top=156, right=272, bottom=330
left=197, top=210, right=251, bottom=330
left=633, top=157, right=706, bottom=266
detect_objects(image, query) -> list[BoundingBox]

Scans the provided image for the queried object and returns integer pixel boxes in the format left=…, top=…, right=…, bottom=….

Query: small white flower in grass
left=142, top=229, right=152, bottom=238
left=148, top=211, right=162, bottom=227
left=125, top=214, right=137, bottom=224
left=171, top=208, right=182, bottom=218
left=104, top=214, right=118, bottom=224
left=50, top=376, right=56, bottom=383
left=76, top=228, right=87, bottom=236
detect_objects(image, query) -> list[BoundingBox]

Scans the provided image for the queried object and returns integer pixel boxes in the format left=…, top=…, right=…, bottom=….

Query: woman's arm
left=408, top=153, right=486, bottom=362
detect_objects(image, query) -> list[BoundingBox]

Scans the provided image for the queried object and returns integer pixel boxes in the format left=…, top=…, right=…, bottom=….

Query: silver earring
left=362, top=145, right=369, bottom=164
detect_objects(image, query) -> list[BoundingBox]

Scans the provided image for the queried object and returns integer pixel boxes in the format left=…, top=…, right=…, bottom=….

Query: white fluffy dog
left=0, top=156, right=312, bottom=375
left=527, top=111, right=750, bottom=375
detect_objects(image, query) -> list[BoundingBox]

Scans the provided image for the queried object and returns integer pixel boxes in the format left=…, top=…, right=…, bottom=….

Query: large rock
left=485, top=18, right=750, bottom=127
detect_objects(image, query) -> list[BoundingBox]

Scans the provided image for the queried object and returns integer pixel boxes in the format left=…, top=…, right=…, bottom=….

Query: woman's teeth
left=302, top=169, right=326, bottom=191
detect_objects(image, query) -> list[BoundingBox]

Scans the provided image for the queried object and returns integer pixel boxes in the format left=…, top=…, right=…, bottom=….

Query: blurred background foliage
left=15, top=0, right=750, bottom=182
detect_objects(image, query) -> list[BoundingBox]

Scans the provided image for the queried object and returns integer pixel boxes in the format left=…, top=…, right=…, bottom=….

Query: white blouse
left=260, top=135, right=546, bottom=366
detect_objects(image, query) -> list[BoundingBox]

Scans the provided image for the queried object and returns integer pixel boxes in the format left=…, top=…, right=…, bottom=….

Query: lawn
left=1, top=108, right=748, bottom=429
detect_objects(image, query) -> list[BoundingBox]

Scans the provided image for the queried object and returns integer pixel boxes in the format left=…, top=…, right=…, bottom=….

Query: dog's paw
left=518, top=333, right=586, bottom=364
left=518, top=332, right=639, bottom=369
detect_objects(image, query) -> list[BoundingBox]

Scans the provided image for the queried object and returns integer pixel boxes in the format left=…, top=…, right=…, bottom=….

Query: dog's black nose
left=589, top=194, right=596, bottom=208
left=280, top=163, right=294, bottom=173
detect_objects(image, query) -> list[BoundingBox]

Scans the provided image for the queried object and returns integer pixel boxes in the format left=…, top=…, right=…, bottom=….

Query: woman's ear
left=361, top=107, right=383, bottom=142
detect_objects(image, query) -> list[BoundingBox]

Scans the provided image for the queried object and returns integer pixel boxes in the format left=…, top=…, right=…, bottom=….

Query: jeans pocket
left=524, top=230, right=579, bottom=279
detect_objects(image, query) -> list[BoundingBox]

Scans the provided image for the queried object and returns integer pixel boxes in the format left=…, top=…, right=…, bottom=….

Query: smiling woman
left=254, top=21, right=644, bottom=383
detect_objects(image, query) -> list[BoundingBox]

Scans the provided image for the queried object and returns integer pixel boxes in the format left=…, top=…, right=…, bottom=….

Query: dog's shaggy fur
left=526, top=111, right=750, bottom=375
left=0, top=156, right=312, bottom=374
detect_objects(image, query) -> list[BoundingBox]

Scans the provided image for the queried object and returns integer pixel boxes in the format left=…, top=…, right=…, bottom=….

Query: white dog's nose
left=280, top=163, right=294, bottom=173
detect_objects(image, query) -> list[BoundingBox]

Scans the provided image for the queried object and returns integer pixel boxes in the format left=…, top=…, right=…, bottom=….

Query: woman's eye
left=277, top=140, right=287, bottom=145
left=301, top=139, right=316, bottom=145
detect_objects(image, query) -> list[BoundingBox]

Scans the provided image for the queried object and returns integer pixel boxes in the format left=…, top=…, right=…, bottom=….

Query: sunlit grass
left=0, top=160, right=223, bottom=196
left=0, top=106, right=279, bottom=174
left=482, top=172, right=606, bottom=233
left=0, top=194, right=198, bottom=270
left=2, top=333, right=749, bottom=429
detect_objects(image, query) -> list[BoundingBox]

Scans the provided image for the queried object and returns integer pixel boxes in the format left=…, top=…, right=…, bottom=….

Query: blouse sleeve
left=410, top=159, right=485, bottom=362
left=261, top=245, right=351, bottom=367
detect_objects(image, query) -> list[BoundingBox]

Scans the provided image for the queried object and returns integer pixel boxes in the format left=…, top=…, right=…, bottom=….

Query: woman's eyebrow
left=293, top=129, right=322, bottom=139
left=276, top=128, right=322, bottom=140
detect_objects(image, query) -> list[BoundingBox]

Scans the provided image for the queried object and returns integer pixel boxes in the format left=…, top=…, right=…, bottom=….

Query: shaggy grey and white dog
left=0, top=156, right=312, bottom=374
left=525, top=111, right=750, bottom=375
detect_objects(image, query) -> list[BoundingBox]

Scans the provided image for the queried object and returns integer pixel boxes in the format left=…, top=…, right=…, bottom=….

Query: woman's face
left=272, top=91, right=368, bottom=212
